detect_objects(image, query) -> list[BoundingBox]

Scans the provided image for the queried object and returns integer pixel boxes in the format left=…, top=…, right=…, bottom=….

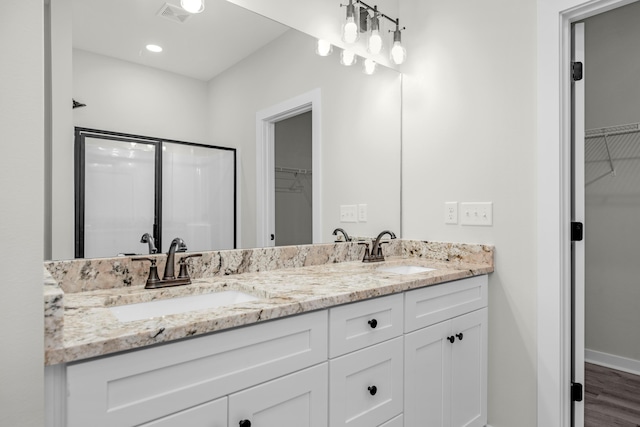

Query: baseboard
left=585, top=348, right=640, bottom=376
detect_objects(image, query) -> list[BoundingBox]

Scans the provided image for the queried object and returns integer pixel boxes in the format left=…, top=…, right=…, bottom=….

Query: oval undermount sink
left=110, top=291, right=259, bottom=322
left=377, top=265, right=436, bottom=275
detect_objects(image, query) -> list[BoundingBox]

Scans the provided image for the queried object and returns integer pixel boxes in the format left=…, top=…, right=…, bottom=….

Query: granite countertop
left=44, top=241, right=494, bottom=365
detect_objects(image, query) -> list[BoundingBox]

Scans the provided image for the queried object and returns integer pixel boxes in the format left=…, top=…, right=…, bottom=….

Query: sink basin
left=377, top=265, right=436, bottom=275
left=110, top=291, right=260, bottom=322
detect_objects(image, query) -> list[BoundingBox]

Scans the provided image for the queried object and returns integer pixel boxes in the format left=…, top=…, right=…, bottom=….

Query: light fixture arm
left=354, top=0, right=400, bottom=27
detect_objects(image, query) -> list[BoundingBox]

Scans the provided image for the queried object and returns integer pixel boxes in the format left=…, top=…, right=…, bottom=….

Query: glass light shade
left=145, top=44, right=163, bottom=53
left=368, top=30, right=383, bottom=54
left=181, top=0, right=204, bottom=13
left=390, top=41, right=406, bottom=65
left=363, top=58, right=377, bottom=75
left=340, top=49, right=357, bottom=66
left=343, top=17, right=358, bottom=44
left=316, top=39, right=333, bottom=57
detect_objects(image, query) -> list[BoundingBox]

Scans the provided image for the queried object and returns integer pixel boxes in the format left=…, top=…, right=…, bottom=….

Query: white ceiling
left=72, top=0, right=290, bottom=81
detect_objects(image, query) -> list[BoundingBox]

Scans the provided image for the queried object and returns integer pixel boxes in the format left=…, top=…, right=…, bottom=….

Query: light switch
left=460, top=202, right=493, bottom=226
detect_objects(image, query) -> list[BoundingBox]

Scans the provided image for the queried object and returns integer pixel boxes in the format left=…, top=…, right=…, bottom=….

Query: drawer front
left=66, top=310, right=327, bottom=427
left=329, top=293, right=403, bottom=357
left=329, top=337, right=404, bottom=427
left=139, top=397, right=227, bottom=427
left=379, top=414, right=403, bottom=427
left=404, top=275, right=488, bottom=333
left=228, top=363, right=328, bottom=427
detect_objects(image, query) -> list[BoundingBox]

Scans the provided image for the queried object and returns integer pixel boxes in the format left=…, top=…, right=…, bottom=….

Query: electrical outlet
left=445, top=202, right=458, bottom=224
left=460, top=202, right=493, bottom=226
left=358, top=204, right=368, bottom=222
left=340, top=205, right=358, bottom=223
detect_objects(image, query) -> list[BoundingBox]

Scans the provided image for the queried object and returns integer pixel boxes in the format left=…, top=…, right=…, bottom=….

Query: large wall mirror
left=48, top=0, right=401, bottom=260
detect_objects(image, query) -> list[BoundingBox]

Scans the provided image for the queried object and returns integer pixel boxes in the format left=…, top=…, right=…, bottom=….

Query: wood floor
left=585, top=362, right=640, bottom=427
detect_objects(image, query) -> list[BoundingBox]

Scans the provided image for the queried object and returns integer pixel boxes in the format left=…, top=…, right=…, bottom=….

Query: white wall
left=583, top=2, right=640, bottom=365
left=400, top=1, right=537, bottom=426
left=0, top=1, right=45, bottom=426
left=207, top=29, right=401, bottom=249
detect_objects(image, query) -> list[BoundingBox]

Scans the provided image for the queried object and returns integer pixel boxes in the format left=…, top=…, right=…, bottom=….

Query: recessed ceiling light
left=145, top=44, right=163, bottom=53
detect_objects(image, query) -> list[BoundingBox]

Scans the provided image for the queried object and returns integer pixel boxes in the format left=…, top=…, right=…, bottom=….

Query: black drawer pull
left=368, top=385, right=378, bottom=396
left=368, top=319, right=378, bottom=329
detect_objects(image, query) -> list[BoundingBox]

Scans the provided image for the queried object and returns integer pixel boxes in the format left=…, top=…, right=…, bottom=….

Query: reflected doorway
left=274, top=112, right=312, bottom=246
left=255, top=89, right=322, bottom=248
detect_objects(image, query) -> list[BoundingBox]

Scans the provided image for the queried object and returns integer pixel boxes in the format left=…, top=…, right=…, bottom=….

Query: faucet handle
left=133, top=257, right=162, bottom=288
left=358, top=242, right=371, bottom=262
left=177, top=254, right=203, bottom=279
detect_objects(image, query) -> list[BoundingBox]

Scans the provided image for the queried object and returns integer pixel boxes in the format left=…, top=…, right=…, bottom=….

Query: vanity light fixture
left=145, top=44, right=163, bottom=53
left=316, top=39, right=333, bottom=57
left=180, top=0, right=204, bottom=14
left=339, top=0, right=406, bottom=65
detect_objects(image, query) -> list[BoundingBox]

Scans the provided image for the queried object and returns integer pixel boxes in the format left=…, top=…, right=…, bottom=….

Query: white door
left=450, top=309, right=487, bottom=427
left=571, top=21, right=586, bottom=427
left=404, top=321, right=451, bottom=427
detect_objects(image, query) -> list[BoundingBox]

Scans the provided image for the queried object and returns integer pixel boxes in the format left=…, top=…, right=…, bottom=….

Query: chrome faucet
left=163, top=237, right=187, bottom=280
left=332, top=228, right=352, bottom=242
left=140, top=233, right=158, bottom=254
left=362, top=230, right=397, bottom=263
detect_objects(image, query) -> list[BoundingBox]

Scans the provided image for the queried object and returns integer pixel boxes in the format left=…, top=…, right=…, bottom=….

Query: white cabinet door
left=404, top=309, right=487, bottom=427
left=139, top=397, right=227, bottom=427
left=404, top=320, right=451, bottom=427
left=228, top=364, right=328, bottom=427
left=450, top=308, right=487, bottom=427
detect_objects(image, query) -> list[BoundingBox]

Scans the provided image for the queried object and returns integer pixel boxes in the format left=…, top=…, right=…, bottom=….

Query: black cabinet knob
left=368, top=385, right=378, bottom=395
left=239, top=420, right=251, bottom=427
left=368, top=319, right=378, bottom=329
left=447, top=336, right=455, bottom=343
left=456, top=333, right=464, bottom=341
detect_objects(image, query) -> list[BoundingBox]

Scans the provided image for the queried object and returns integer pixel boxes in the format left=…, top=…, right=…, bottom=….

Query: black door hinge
left=571, top=222, right=583, bottom=241
left=571, top=382, right=583, bottom=402
left=572, top=62, right=583, bottom=81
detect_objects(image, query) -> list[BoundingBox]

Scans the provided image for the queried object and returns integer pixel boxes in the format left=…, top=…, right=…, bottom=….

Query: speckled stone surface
left=44, top=240, right=492, bottom=365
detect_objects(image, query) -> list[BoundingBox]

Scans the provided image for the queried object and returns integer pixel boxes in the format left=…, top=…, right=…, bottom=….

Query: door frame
left=537, top=1, right=638, bottom=426
left=255, top=89, right=322, bottom=247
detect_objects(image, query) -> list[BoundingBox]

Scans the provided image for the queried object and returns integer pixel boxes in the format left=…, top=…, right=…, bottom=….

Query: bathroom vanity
left=44, top=240, right=493, bottom=427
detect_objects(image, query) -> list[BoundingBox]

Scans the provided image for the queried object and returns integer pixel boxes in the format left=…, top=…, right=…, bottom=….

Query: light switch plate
left=460, top=202, right=493, bottom=226
left=340, top=205, right=358, bottom=223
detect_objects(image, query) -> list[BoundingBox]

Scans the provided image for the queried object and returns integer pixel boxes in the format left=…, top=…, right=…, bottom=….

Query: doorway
left=575, top=4, right=640, bottom=426
left=255, top=89, right=322, bottom=248
left=274, top=111, right=313, bottom=246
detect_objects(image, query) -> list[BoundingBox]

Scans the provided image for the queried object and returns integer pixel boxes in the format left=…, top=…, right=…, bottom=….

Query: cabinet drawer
left=329, top=293, right=403, bottom=357
left=404, top=275, right=488, bottom=332
left=379, top=414, right=403, bottom=427
left=139, top=397, right=226, bottom=427
left=66, top=310, right=327, bottom=427
left=229, top=363, right=328, bottom=427
left=329, top=337, right=403, bottom=427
